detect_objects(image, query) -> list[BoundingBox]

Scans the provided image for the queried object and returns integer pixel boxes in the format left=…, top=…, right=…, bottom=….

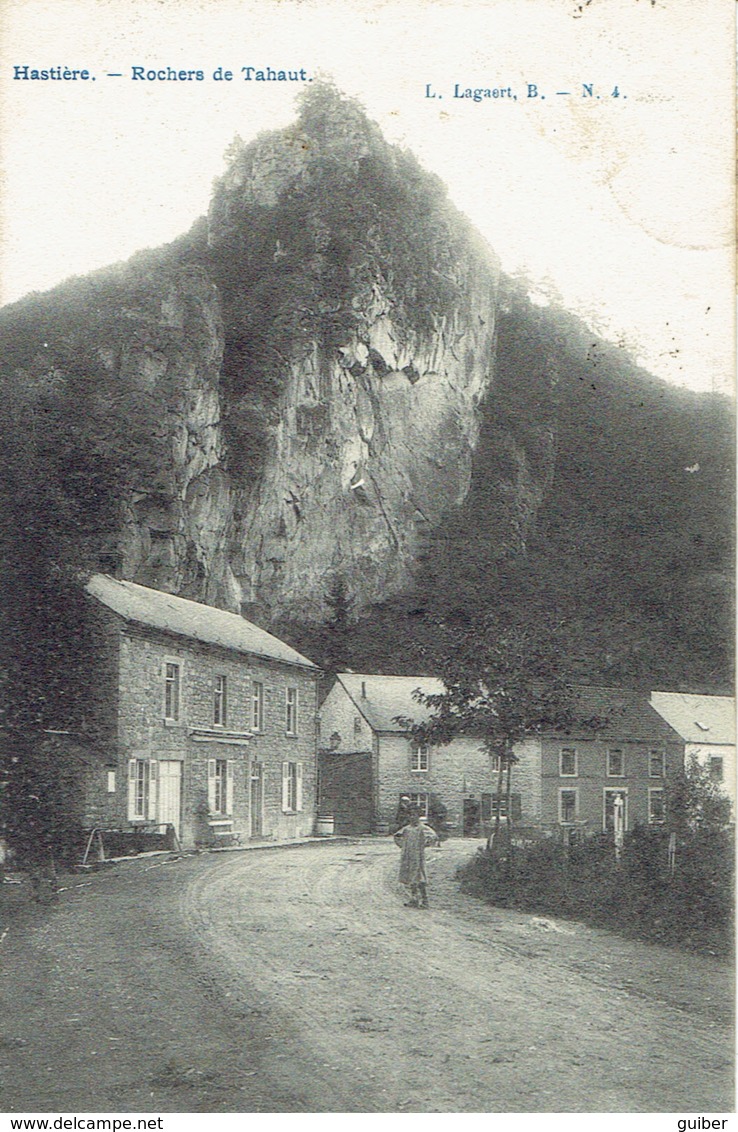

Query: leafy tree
left=0, top=297, right=163, bottom=865
left=665, top=754, right=733, bottom=836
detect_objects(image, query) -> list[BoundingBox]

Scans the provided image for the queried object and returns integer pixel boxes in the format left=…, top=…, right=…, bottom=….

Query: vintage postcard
left=0, top=0, right=734, bottom=1122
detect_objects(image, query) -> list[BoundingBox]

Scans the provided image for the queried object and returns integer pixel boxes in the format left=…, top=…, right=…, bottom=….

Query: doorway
left=463, top=797, right=481, bottom=837
left=250, top=761, right=263, bottom=837
left=603, top=788, right=628, bottom=833
left=157, top=760, right=183, bottom=839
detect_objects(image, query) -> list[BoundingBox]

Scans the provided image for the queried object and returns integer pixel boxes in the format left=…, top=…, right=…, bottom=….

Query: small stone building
left=79, top=574, right=320, bottom=848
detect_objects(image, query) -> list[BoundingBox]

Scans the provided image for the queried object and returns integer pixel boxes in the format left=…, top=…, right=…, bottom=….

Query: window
left=252, top=681, right=264, bottom=732
left=282, top=761, right=303, bottom=812
left=134, top=761, right=146, bottom=816
left=214, top=759, right=227, bottom=813
left=286, top=687, right=298, bottom=735
left=607, top=749, right=624, bottom=777
left=481, top=793, right=522, bottom=821
left=559, top=748, right=578, bottom=777
left=164, top=661, right=181, bottom=722
left=127, top=758, right=157, bottom=822
left=213, top=675, right=227, bottom=726
left=411, top=743, right=429, bottom=772
left=559, top=788, right=578, bottom=824
left=106, top=769, right=116, bottom=794
left=648, top=788, right=665, bottom=824
left=354, top=715, right=363, bottom=738
left=208, top=758, right=234, bottom=816
left=709, top=756, right=724, bottom=782
left=603, top=788, right=628, bottom=832
left=649, top=750, right=665, bottom=778
left=406, top=792, right=429, bottom=818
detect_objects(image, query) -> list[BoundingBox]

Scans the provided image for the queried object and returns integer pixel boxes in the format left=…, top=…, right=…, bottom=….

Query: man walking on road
left=394, top=806, right=438, bottom=908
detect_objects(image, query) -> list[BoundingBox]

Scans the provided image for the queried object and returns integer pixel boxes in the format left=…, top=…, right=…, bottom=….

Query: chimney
left=361, top=680, right=367, bottom=699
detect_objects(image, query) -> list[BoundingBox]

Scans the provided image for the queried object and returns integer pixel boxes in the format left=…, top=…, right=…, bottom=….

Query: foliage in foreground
left=458, top=822, right=734, bottom=957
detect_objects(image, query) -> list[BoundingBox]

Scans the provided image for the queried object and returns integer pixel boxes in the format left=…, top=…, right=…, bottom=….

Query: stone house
left=650, top=691, right=736, bottom=817
left=78, top=574, right=320, bottom=849
left=319, top=675, right=685, bottom=838
left=318, top=673, right=539, bottom=836
left=533, top=686, right=684, bottom=834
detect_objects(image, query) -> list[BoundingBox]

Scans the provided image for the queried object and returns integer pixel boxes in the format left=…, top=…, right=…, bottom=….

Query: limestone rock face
left=234, top=283, right=498, bottom=619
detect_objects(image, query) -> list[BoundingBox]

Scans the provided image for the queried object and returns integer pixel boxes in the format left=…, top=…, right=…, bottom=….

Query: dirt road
left=0, top=839, right=732, bottom=1112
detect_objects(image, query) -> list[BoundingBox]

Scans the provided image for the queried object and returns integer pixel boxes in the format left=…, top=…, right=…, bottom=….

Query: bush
left=457, top=823, right=734, bottom=956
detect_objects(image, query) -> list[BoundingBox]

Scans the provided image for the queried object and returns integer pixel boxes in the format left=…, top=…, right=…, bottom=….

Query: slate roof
left=562, top=685, right=683, bottom=743
left=337, top=674, right=444, bottom=732
left=86, top=574, right=318, bottom=670
left=650, top=692, right=736, bottom=745
left=337, top=674, right=682, bottom=742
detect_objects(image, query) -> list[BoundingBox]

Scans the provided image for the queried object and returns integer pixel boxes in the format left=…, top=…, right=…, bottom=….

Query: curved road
left=0, top=839, right=732, bottom=1112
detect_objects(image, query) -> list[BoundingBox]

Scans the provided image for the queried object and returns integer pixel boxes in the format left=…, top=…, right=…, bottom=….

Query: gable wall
left=317, top=750, right=373, bottom=834
left=319, top=681, right=373, bottom=753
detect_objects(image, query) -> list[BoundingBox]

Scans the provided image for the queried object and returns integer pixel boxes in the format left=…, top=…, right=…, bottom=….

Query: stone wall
left=376, top=733, right=491, bottom=833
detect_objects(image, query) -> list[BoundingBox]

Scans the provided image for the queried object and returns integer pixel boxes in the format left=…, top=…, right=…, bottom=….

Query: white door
left=158, top=760, right=183, bottom=837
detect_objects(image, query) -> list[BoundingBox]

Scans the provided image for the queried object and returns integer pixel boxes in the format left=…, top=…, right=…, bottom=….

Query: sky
left=0, top=0, right=734, bottom=395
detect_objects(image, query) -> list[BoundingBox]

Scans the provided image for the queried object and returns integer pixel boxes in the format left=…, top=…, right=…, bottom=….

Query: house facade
left=532, top=687, right=684, bottom=834
left=80, top=574, right=320, bottom=848
left=319, top=675, right=685, bottom=838
left=650, top=691, right=736, bottom=817
left=318, top=674, right=540, bottom=836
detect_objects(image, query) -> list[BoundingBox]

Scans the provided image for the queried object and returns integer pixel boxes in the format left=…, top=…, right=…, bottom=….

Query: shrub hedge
left=457, top=824, right=734, bottom=956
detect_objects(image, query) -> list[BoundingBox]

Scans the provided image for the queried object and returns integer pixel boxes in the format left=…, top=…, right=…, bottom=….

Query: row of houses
left=47, top=575, right=735, bottom=850
left=319, top=675, right=735, bottom=837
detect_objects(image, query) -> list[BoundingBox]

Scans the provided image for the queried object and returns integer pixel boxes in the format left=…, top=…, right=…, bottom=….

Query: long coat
left=394, top=822, right=438, bottom=885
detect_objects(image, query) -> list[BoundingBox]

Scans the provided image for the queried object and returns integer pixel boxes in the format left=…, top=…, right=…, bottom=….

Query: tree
left=665, top=754, right=733, bottom=837
left=397, top=613, right=601, bottom=847
left=0, top=338, right=159, bottom=866
left=322, top=574, right=355, bottom=676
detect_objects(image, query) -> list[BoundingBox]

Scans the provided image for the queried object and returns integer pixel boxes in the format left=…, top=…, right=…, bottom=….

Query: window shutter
left=127, top=759, right=137, bottom=821
left=207, top=759, right=217, bottom=813
left=226, top=760, right=235, bottom=816
left=147, top=760, right=158, bottom=821
left=296, top=762, right=303, bottom=812
left=282, top=761, right=290, bottom=812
